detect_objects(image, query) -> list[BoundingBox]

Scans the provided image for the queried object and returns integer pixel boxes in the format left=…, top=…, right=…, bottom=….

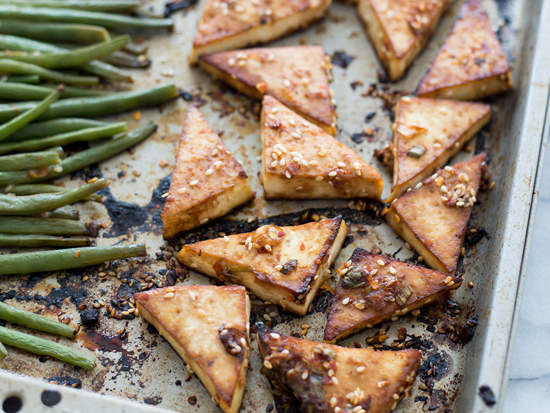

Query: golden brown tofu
left=261, top=96, right=384, bottom=200
left=386, top=153, right=487, bottom=274
left=387, top=96, right=490, bottom=202
left=257, top=322, right=421, bottom=413
left=160, top=107, right=254, bottom=238
left=416, top=0, right=513, bottom=100
left=199, top=46, right=336, bottom=134
left=324, top=248, right=463, bottom=343
left=357, top=0, right=452, bottom=81
left=134, top=286, right=250, bottom=413
left=177, top=217, right=348, bottom=316
left=190, top=0, right=332, bottom=64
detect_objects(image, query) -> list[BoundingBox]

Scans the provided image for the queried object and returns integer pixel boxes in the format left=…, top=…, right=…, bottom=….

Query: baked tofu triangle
left=199, top=46, right=336, bottom=134
left=178, top=216, right=348, bottom=316
left=386, top=153, right=487, bottom=274
left=387, top=96, right=490, bottom=202
left=358, top=0, right=453, bottom=81
left=160, top=107, right=254, bottom=238
left=416, top=0, right=513, bottom=100
left=261, top=96, right=383, bottom=200
left=189, top=0, right=332, bottom=64
left=324, top=248, right=463, bottom=343
left=134, top=286, right=250, bottom=413
left=256, top=322, right=421, bottom=413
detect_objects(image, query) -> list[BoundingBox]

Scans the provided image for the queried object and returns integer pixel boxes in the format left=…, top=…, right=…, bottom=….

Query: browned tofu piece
left=261, top=96, right=384, bottom=200
left=386, top=153, right=487, bottom=274
left=199, top=46, right=336, bottom=134
left=357, top=0, right=452, bottom=81
left=134, top=286, right=250, bottom=413
left=324, top=248, right=463, bottom=343
left=177, top=217, right=348, bottom=316
left=387, top=96, right=490, bottom=202
left=256, top=322, right=421, bottom=413
left=189, top=0, right=332, bottom=64
left=416, top=0, right=513, bottom=100
left=160, top=107, right=254, bottom=238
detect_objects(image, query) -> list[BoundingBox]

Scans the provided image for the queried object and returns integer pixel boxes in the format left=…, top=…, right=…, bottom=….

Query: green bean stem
left=0, top=122, right=128, bottom=155
left=35, top=208, right=80, bottom=220
left=0, top=183, right=101, bottom=202
left=3, top=1, right=142, bottom=12
left=0, top=340, right=6, bottom=360
left=102, top=50, right=150, bottom=68
left=0, top=147, right=63, bottom=170
left=7, top=118, right=108, bottom=141
left=0, top=178, right=108, bottom=215
left=0, top=83, right=107, bottom=101
left=0, top=244, right=147, bottom=275
left=3, top=75, right=40, bottom=84
left=0, top=59, right=98, bottom=85
left=0, top=301, right=76, bottom=338
left=0, top=234, right=90, bottom=248
left=0, top=217, right=90, bottom=235
left=0, top=86, right=62, bottom=142
left=0, top=20, right=110, bottom=44
left=0, top=326, right=95, bottom=369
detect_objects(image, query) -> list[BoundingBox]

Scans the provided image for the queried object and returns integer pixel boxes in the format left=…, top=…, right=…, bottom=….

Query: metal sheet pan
left=1, top=0, right=549, bottom=412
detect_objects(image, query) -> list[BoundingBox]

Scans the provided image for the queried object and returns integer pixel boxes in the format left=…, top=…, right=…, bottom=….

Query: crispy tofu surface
left=358, top=0, right=452, bottom=81
left=386, top=153, right=487, bottom=274
left=160, top=107, right=254, bottom=238
left=199, top=46, right=336, bottom=134
left=177, top=217, right=348, bottom=316
left=324, top=248, right=463, bottom=343
left=134, top=286, right=250, bottom=413
left=257, top=322, right=421, bottom=413
left=416, top=0, right=512, bottom=100
left=190, top=0, right=332, bottom=64
left=388, top=96, right=490, bottom=201
left=261, top=96, right=383, bottom=200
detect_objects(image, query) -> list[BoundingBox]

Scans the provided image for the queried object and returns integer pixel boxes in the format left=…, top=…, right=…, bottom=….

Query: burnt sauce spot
left=78, top=330, right=133, bottom=357
left=164, top=0, right=199, bottom=17
left=479, top=385, right=496, bottom=406
left=45, top=376, right=82, bottom=389
left=331, top=51, right=355, bottom=69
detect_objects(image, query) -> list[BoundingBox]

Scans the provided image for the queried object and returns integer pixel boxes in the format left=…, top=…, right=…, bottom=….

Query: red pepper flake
left=87, top=177, right=99, bottom=183
left=278, top=231, right=285, bottom=237
left=300, top=242, right=305, bottom=251
left=75, top=250, right=82, bottom=258
left=276, top=253, right=281, bottom=262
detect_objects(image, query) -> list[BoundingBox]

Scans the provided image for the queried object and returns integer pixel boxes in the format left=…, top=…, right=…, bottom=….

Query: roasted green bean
left=0, top=147, right=63, bottom=170
left=0, top=59, right=98, bottom=85
left=102, top=50, right=150, bottom=68
left=3, top=0, right=142, bottom=12
left=0, top=5, right=174, bottom=30
left=0, top=122, right=157, bottom=185
left=0, top=178, right=108, bottom=215
left=124, top=41, right=147, bottom=55
left=0, top=83, right=107, bottom=101
left=0, top=244, right=147, bottom=275
left=36, top=208, right=80, bottom=220
left=0, top=217, right=90, bottom=235
left=0, top=183, right=101, bottom=202
left=0, top=87, right=61, bottom=142
left=0, top=341, right=6, bottom=360
left=0, top=234, right=90, bottom=248
left=0, top=84, right=178, bottom=122
left=7, top=118, right=108, bottom=141
left=2, top=75, right=40, bottom=84
left=0, top=301, right=76, bottom=338
left=0, top=326, right=95, bottom=369
left=0, top=19, right=110, bottom=44
left=0, top=122, right=127, bottom=154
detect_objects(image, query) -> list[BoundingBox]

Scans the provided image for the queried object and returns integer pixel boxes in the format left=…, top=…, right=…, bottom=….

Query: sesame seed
left=445, top=276, right=452, bottom=284
left=280, top=158, right=286, bottom=166
left=394, top=214, right=401, bottom=223
left=205, top=169, right=213, bottom=176
left=291, top=132, right=302, bottom=139
left=271, top=160, right=278, bottom=168
left=302, top=372, right=308, bottom=380
left=263, top=360, right=273, bottom=369
left=415, top=182, right=423, bottom=189
left=389, top=266, right=397, bottom=274
left=332, top=377, right=339, bottom=385
left=445, top=166, right=454, bottom=172
left=164, top=292, right=175, bottom=299
left=337, top=162, right=346, bottom=168
left=161, top=192, right=169, bottom=198
left=270, top=333, right=280, bottom=339
left=285, top=171, right=292, bottom=179
left=200, top=218, right=209, bottom=224
left=268, top=114, right=276, bottom=120
left=411, top=309, right=420, bottom=316
left=289, top=118, right=295, bottom=125
left=330, top=397, right=337, bottom=408
left=391, top=316, right=398, bottom=321
left=370, top=269, right=378, bottom=275
left=357, top=366, right=365, bottom=373
left=377, top=259, right=385, bottom=266
left=329, top=171, right=337, bottom=177
left=393, top=394, right=399, bottom=400
left=309, top=160, right=318, bottom=166
left=177, top=187, right=187, bottom=195
left=228, top=58, right=235, bottom=67
left=315, top=176, right=324, bottom=181
left=283, top=79, right=291, bottom=87
left=53, top=166, right=63, bottom=173
left=238, top=59, right=246, bottom=67
left=342, top=297, right=350, bottom=305
left=190, top=180, right=198, bottom=186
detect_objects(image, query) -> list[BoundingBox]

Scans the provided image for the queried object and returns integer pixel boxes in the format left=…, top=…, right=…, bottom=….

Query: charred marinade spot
left=219, top=325, right=247, bottom=361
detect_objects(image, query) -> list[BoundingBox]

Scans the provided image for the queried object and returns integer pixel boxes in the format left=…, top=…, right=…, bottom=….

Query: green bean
left=0, top=217, right=89, bottom=235
left=0, top=122, right=157, bottom=185
left=0, top=84, right=178, bottom=123
left=0, top=244, right=146, bottom=275
left=36, top=208, right=80, bottom=220
left=102, top=50, right=150, bottom=68
left=0, top=301, right=76, bottom=338
left=3, top=1, right=142, bottom=12
left=0, top=20, right=110, bottom=44
left=0, top=340, right=6, bottom=360
left=0, top=60, right=98, bottom=85
left=0, top=122, right=128, bottom=154
left=0, top=35, right=130, bottom=69
left=0, top=34, right=130, bottom=82
left=0, top=234, right=90, bottom=248
left=0, top=184, right=101, bottom=202
left=0, top=5, right=174, bottom=30
left=0, top=87, right=61, bottom=142
left=7, top=118, right=108, bottom=141
left=0, top=83, right=106, bottom=101
left=0, top=326, right=95, bottom=369
left=0, top=147, right=63, bottom=170
left=3, top=75, right=40, bottom=84
left=124, top=41, right=147, bottom=55
left=0, top=178, right=108, bottom=215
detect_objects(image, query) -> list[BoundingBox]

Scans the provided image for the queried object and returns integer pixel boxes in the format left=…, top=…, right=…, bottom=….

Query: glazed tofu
left=386, top=153, right=487, bottom=274
left=199, top=46, right=336, bottom=134
left=134, top=286, right=250, bottom=413
left=324, top=248, right=463, bottom=343
left=357, top=0, right=452, bottom=81
left=261, top=96, right=384, bottom=200
left=160, top=107, right=254, bottom=238
left=189, top=0, right=332, bottom=64
left=177, top=217, right=348, bottom=316
left=387, top=96, right=490, bottom=202
left=257, top=322, right=421, bottom=413
left=416, top=0, right=513, bottom=100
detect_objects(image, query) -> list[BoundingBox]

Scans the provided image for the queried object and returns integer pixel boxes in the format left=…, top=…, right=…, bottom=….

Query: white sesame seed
left=377, top=259, right=385, bottom=266
left=164, top=292, right=175, bottom=299
left=177, top=187, right=187, bottom=195
left=342, top=297, right=350, bottom=305
left=309, top=160, right=318, bottom=166
left=283, top=79, right=291, bottom=87
left=328, top=171, right=337, bottom=177
left=271, top=160, right=278, bottom=168
left=190, top=180, right=198, bottom=186
left=337, top=162, right=346, bottom=168
left=357, top=366, right=366, bottom=373
left=445, top=166, right=454, bottom=171
left=228, top=58, right=235, bottom=66
left=330, top=397, right=337, bottom=408
left=415, top=182, right=423, bottom=189
left=370, top=269, right=378, bottom=275
left=264, top=360, right=273, bottom=369
left=301, top=159, right=309, bottom=167
left=200, top=218, right=209, bottom=224
left=315, top=176, right=324, bottom=181
left=289, top=118, right=295, bottom=126
left=161, top=192, right=169, bottom=198
left=332, top=377, right=339, bottom=385
left=291, top=132, right=302, bottom=139
left=268, top=113, right=276, bottom=120
left=389, top=266, right=397, bottom=274
left=302, top=372, right=308, bottom=380
left=280, top=158, right=286, bottom=166
left=53, top=166, right=63, bottom=173
left=285, top=171, right=292, bottom=179
left=270, top=333, right=280, bottom=339
left=205, top=169, right=213, bottom=176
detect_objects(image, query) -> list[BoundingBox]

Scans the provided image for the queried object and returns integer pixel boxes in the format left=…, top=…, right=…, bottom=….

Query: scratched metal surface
left=0, top=0, right=549, bottom=413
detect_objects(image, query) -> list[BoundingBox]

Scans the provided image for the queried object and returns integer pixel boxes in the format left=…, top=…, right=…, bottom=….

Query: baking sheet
left=1, top=0, right=549, bottom=412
